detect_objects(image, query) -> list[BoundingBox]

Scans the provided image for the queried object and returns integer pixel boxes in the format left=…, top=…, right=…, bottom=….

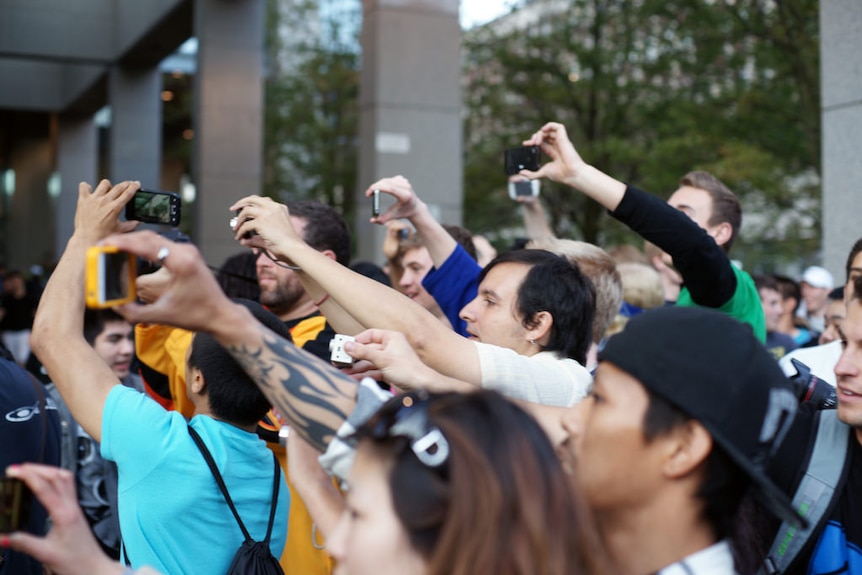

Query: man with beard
left=255, top=200, right=351, bottom=360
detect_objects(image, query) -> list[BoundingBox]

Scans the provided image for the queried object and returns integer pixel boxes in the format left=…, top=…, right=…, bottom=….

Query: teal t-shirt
left=101, top=386, right=289, bottom=574
left=676, top=264, right=766, bottom=343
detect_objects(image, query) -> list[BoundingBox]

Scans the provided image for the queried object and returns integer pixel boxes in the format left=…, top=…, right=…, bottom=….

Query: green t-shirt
left=676, top=265, right=766, bottom=343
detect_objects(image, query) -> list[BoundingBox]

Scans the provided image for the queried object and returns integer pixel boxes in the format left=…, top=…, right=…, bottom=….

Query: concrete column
left=821, top=1, right=862, bottom=279
left=6, top=139, right=53, bottom=270
left=109, top=66, right=162, bottom=187
left=56, top=115, right=98, bottom=256
left=355, top=0, right=462, bottom=264
left=193, top=0, right=265, bottom=267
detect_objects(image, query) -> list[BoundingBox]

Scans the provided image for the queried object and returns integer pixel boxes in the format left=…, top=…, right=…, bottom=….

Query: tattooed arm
left=106, top=231, right=357, bottom=452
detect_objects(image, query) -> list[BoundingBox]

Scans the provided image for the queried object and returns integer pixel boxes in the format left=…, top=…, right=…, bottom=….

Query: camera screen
left=102, top=252, right=131, bottom=302
left=0, top=477, right=33, bottom=532
left=133, top=191, right=173, bottom=224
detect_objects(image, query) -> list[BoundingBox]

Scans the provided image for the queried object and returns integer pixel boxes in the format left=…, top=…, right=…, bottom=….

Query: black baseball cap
left=599, top=306, right=805, bottom=528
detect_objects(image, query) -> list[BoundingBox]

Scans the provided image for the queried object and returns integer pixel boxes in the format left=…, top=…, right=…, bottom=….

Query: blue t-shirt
left=422, top=244, right=481, bottom=337
left=101, top=386, right=288, bottom=575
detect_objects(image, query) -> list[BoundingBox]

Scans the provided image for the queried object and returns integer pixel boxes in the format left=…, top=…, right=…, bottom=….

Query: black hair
left=477, top=249, right=594, bottom=365
left=846, top=238, right=862, bottom=283
left=287, top=200, right=351, bottom=266
left=753, top=274, right=779, bottom=293
left=187, top=299, right=293, bottom=426
left=216, top=251, right=260, bottom=302
left=773, top=275, right=802, bottom=313
left=350, top=261, right=391, bottom=287
left=83, top=309, right=128, bottom=345
left=642, top=391, right=750, bottom=541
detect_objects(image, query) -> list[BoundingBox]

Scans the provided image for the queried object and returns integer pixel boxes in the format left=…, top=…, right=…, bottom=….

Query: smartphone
left=125, top=189, right=181, bottom=226
left=372, top=189, right=381, bottom=217
left=0, top=477, right=33, bottom=533
left=508, top=180, right=541, bottom=200
left=85, top=246, right=137, bottom=308
left=504, top=146, right=541, bottom=176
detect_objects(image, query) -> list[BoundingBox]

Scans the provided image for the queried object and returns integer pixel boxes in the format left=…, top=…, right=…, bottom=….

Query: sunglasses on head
left=360, top=391, right=450, bottom=468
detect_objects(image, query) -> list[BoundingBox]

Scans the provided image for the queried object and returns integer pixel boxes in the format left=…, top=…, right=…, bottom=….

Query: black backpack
left=188, top=425, right=285, bottom=575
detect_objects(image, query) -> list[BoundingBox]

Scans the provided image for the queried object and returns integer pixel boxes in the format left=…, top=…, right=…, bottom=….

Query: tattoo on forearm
left=228, top=327, right=357, bottom=451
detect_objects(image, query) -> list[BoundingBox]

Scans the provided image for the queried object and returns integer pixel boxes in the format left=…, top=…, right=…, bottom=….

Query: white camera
left=329, top=334, right=355, bottom=367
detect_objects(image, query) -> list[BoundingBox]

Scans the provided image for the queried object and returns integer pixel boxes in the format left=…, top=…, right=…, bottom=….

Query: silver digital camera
left=329, top=334, right=355, bottom=367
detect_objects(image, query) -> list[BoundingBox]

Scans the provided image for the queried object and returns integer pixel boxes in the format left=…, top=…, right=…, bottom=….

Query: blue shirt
left=422, top=244, right=481, bottom=337
left=101, top=386, right=288, bottom=574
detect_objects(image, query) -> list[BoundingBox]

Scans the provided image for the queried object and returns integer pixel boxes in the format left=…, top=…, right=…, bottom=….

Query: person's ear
left=526, top=311, right=553, bottom=346
left=661, top=420, right=712, bottom=479
left=320, top=249, right=338, bottom=262
left=709, top=221, right=733, bottom=248
left=189, top=367, right=207, bottom=395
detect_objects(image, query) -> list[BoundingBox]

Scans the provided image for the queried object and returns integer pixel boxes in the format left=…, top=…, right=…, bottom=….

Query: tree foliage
left=263, top=0, right=360, bottom=222
left=462, top=0, right=820, bottom=270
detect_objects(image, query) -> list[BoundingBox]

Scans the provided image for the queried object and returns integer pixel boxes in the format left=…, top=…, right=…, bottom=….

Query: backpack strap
left=761, top=410, right=852, bottom=574
left=187, top=425, right=280, bottom=544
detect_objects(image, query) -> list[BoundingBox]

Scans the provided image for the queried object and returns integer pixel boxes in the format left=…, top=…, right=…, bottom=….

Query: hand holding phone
left=504, top=146, right=541, bottom=176
left=0, top=476, right=33, bottom=533
left=125, top=189, right=181, bottom=226
left=85, top=246, right=137, bottom=308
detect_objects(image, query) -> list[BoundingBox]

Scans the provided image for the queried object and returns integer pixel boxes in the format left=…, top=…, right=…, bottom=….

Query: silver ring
left=157, top=246, right=170, bottom=265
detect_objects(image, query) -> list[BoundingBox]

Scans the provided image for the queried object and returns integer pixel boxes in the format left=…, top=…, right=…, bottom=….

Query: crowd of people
left=0, top=121, right=859, bottom=575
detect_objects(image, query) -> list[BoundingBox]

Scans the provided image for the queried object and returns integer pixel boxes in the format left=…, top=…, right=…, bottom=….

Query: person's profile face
left=833, top=299, right=862, bottom=439
left=328, top=443, right=427, bottom=575
left=668, top=186, right=724, bottom=245
left=559, top=363, right=663, bottom=511
left=458, top=262, right=532, bottom=355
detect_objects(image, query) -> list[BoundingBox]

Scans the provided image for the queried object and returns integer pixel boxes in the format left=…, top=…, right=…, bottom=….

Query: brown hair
left=679, top=171, right=741, bottom=253
left=529, top=238, right=622, bottom=345
left=360, top=391, right=606, bottom=575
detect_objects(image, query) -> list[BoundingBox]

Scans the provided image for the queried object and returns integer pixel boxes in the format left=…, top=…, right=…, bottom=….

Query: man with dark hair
left=755, top=274, right=799, bottom=360
left=760, top=273, right=862, bottom=574
left=30, top=180, right=288, bottom=573
left=232, top=193, right=595, bottom=407
left=557, top=306, right=802, bottom=575
left=521, top=122, right=766, bottom=342
left=780, top=238, right=862, bottom=386
left=255, top=199, right=350, bottom=360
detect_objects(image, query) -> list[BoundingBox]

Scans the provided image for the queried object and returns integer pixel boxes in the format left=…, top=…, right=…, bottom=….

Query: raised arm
left=365, top=176, right=457, bottom=268
left=230, top=196, right=482, bottom=385
left=521, top=122, right=628, bottom=211
left=30, top=180, right=139, bottom=441
left=107, top=231, right=359, bottom=452
left=522, top=122, right=739, bottom=311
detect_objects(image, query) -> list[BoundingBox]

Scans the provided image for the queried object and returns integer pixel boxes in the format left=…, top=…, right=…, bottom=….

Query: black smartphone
left=0, top=477, right=33, bottom=532
left=504, top=146, right=541, bottom=176
left=125, top=189, right=181, bottom=226
left=372, top=189, right=381, bottom=217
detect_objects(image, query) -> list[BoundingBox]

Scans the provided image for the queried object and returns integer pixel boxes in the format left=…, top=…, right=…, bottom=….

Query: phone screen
left=102, top=251, right=131, bottom=303
left=508, top=179, right=541, bottom=200
left=126, top=189, right=181, bottom=226
left=0, top=477, right=33, bottom=532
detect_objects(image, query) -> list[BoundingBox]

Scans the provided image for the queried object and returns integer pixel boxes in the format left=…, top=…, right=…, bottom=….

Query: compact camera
left=329, top=334, right=355, bottom=367
left=230, top=209, right=256, bottom=240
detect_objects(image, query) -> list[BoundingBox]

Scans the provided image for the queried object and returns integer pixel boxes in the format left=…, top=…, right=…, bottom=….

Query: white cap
left=801, top=266, right=834, bottom=289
